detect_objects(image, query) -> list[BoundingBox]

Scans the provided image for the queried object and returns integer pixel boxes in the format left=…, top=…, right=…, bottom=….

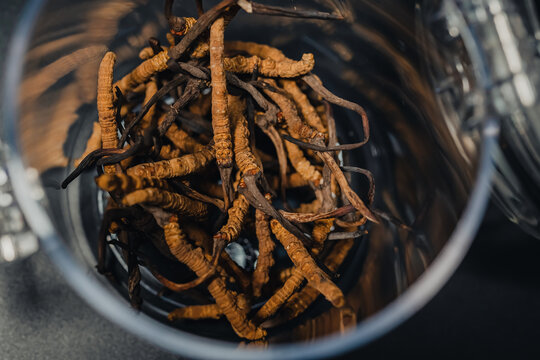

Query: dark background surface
left=2, top=1, right=540, bottom=359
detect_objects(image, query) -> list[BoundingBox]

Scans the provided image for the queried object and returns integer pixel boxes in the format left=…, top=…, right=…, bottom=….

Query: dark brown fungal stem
left=237, top=1, right=344, bottom=20
left=165, top=0, right=192, bottom=36
left=281, top=134, right=370, bottom=152
left=195, top=0, right=204, bottom=16
left=239, top=175, right=312, bottom=246
left=149, top=37, right=163, bottom=56
left=341, top=166, right=376, bottom=205
left=62, top=148, right=126, bottom=189
left=120, top=75, right=187, bottom=146
left=158, top=78, right=205, bottom=136
left=327, top=230, right=368, bottom=241
left=127, top=234, right=143, bottom=309
left=303, top=74, right=369, bottom=146
left=280, top=204, right=355, bottom=223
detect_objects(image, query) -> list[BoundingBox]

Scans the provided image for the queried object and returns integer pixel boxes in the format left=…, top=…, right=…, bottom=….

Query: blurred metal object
left=0, top=145, right=38, bottom=263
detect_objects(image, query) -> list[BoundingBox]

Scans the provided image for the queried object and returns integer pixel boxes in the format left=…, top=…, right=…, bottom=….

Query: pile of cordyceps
left=62, top=0, right=379, bottom=341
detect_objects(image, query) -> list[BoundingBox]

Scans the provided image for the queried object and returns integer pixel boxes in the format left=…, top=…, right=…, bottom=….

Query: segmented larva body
left=74, top=122, right=101, bottom=167
left=168, top=304, right=222, bottom=321
left=95, top=173, right=169, bottom=194
left=270, top=220, right=344, bottom=308
left=224, top=53, right=314, bottom=78
left=214, top=194, right=250, bottom=244
left=281, top=80, right=326, bottom=133
left=114, top=51, right=170, bottom=95
left=97, top=51, right=118, bottom=174
left=263, top=79, right=323, bottom=141
left=279, top=267, right=294, bottom=283
left=123, top=188, right=208, bottom=218
left=126, top=147, right=214, bottom=179
left=164, top=218, right=266, bottom=340
left=283, top=136, right=323, bottom=187
left=282, top=239, right=355, bottom=320
left=210, top=17, right=233, bottom=168
left=252, top=206, right=275, bottom=298
left=225, top=41, right=287, bottom=61
left=230, top=95, right=259, bottom=176
left=311, top=218, right=334, bottom=250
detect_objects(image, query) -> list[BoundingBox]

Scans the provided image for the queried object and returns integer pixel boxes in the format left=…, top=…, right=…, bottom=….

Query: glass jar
left=2, top=0, right=516, bottom=358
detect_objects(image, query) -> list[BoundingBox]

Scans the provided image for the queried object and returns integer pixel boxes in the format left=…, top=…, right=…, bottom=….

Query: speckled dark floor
left=2, top=2, right=540, bottom=360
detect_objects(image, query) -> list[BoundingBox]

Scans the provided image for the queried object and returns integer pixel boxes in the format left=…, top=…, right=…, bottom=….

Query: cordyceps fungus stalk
left=61, top=0, right=384, bottom=341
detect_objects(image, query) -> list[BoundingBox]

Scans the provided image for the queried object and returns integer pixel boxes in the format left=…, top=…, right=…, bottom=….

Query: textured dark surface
left=2, top=1, right=540, bottom=360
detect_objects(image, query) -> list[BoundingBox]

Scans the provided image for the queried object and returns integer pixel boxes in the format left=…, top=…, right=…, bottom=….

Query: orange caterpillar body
left=123, top=188, right=208, bottom=218
left=281, top=80, right=326, bottom=133
left=114, top=51, right=170, bottom=95
left=210, top=17, right=233, bottom=169
left=164, top=218, right=266, bottom=340
left=270, top=220, right=344, bottom=308
left=214, top=194, right=250, bottom=244
left=97, top=52, right=118, bottom=174
left=230, top=95, right=259, bottom=176
left=95, top=173, right=169, bottom=193
left=126, top=147, right=214, bottom=179
left=223, top=53, right=314, bottom=78
left=252, top=207, right=275, bottom=298
left=74, top=122, right=101, bottom=167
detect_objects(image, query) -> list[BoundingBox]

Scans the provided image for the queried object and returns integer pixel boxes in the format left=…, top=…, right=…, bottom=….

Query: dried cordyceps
left=123, top=188, right=209, bottom=218
left=168, top=304, right=222, bottom=321
left=97, top=51, right=118, bottom=174
left=270, top=220, right=344, bottom=308
left=223, top=53, right=315, bottom=78
left=281, top=80, right=326, bottom=133
left=63, top=0, right=384, bottom=342
left=251, top=201, right=274, bottom=298
left=210, top=16, right=234, bottom=207
left=126, top=147, right=214, bottom=179
left=164, top=216, right=266, bottom=340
